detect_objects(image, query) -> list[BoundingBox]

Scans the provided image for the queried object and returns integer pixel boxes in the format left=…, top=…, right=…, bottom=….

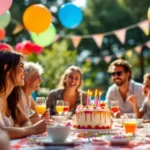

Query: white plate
left=108, top=136, right=132, bottom=145
left=28, top=136, right=77, bottom=146
left=71, top=127, right=116, bottom=133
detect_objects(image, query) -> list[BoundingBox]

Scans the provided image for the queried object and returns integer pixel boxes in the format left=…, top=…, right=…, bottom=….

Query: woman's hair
left=0, top=50, right=23, bottom=124
left=108, top=59, right=132, bottom=80
left=143, top=73, right=150, bottom=83
left=24, top=61, right=43, bottom=79
left=58, top=65, right=83, bottom=91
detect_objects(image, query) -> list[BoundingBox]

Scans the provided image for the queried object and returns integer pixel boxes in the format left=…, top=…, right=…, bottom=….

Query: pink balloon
left=0, top=0, right=13, bottom=16
left=15, top=42, right=24, bottom=53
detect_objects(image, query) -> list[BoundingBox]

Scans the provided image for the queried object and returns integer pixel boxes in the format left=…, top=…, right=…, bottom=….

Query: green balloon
left=30, top=24, right=56, bottom=47
left=0, top=11, right=11, bottom=29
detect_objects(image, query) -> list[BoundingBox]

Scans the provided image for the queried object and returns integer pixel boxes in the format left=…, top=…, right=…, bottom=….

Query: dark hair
left=108, top=59, right=132, bottom=80
left=0, top=50, right=23, bottom=124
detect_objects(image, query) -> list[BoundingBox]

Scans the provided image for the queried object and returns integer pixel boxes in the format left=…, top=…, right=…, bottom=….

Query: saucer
left=28, top=136, right=77, bottom=146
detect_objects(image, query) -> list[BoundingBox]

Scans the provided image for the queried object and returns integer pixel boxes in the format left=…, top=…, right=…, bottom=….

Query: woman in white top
left=0, top=50, right=47, bottom=139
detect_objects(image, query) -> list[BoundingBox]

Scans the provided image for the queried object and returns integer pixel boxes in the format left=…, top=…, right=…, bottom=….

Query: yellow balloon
left=23, top=4, right=52, bottom=33
left=148, top=7, right=150, bottom=22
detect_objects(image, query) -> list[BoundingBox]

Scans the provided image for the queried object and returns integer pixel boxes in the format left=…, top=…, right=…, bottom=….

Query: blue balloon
left=58, top=3, right=83, bottom=29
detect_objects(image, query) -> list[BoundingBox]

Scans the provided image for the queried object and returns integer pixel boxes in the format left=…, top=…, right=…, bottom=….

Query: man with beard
left=106, top=59, right=144, bottom=116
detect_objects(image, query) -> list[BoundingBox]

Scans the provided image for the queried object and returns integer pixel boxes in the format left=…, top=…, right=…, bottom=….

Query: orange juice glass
left=56, top=106, right=64, bottom=115
left=124, top=113, right=137, bottom=134
left=35, top=105, right=46, bottom=115
left=124, top=121, right=137, bottom=133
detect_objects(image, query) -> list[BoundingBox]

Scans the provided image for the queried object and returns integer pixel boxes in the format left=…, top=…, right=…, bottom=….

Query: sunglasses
left=110, top=71, right=124, bottom=76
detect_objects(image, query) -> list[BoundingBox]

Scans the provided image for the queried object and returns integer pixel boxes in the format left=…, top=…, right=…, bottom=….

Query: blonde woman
left=46, top=65, right=86, bottom=116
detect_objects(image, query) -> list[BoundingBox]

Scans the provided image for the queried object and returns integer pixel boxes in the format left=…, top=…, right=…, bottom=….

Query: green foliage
left=27, top=40, right=77, bottom=90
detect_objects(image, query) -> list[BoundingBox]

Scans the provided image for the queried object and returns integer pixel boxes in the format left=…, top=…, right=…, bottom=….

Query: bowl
left=47, top=124, right=71, bottom=142
left=53, top=115, right=66, bottom=123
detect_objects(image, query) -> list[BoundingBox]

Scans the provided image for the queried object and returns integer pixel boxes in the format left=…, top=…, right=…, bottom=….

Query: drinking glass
left=63, top=101, right=70, bottom=115
left=110, top=100, right=119, bottom=118
left=56, top=100, right=64, bottom=115
left=124, top=113, right=137, bottom=135
left=35, top=97, right=46, bottom=115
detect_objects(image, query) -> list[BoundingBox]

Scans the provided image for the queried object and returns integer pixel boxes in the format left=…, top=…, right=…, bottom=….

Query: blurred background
left=0, top=0, right=150, bottom=98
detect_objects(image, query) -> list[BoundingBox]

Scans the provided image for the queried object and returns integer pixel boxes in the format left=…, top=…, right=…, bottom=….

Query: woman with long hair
left=46, top=65, right=86, bottom=116
left=0, top=50, right=47, bottom=139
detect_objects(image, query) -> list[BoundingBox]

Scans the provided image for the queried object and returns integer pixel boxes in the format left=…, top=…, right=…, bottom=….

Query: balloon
left=148, top=7, right=150, bottom=22
left=15, top=42, right=24, bottom=53
left=30, top=24, right=56, bottom=47
left=23, top=4, right=52, bottom=33
left=32, top=44, right=43, bottom=54
left=0, top=11, right=11, bottom=29
left=0, top=0, right=13, bottom=16
left=58, top=3, right=83, bottom=29
left=0, top=43, right=13, bottom=51
left=0, top=29, right=6, bottom=41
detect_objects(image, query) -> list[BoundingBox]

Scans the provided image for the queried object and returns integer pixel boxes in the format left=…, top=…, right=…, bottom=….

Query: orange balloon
left=148, top=7, right=150, bottom=22
left=23, top=4, right=52, bottom=33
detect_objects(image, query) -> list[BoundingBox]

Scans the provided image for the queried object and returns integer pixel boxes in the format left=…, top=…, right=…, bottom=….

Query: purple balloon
left=0, top=0, right=13, bottom=16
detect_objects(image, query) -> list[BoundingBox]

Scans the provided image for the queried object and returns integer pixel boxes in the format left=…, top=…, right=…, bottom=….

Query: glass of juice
left=56, top=100, right=64, bottom=115
left=124, top=113, right=137, bottom=135
left=35, top=97, right=46, bottom=115
left=110, top=100, right=119, bottom=118
left=63, top=101, right=70, bottom=115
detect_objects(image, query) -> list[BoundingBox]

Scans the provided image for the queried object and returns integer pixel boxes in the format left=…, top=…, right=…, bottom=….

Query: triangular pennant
left=12, top=24, right=24, bottom=35
left=116, top=53, right=123, bottom=58
left=145, top=41, right=150, bottom=48
left=147, top=8, right=150, bottom=22
left=134, top=46, right=142, bottom=53
left=114, top=28, right=126, bottom=44
left=54, top=34, right=60, bottom=42
left=138, top=20, right=149, bottom=36
left=104, top=56, right=112, bottom=63
left=126, top=50, right=133, bottom=57
left=92, top=34, right=104, bottom=48
left=71, top=36, right=82, bottom=48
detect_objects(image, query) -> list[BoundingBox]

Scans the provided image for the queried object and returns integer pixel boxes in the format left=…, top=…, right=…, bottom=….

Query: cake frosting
left=74, top=105, right=111, bottom=129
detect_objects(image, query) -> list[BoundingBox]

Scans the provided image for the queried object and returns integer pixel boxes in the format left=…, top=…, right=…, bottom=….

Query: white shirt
left=106, top=80, right=145, bottom=113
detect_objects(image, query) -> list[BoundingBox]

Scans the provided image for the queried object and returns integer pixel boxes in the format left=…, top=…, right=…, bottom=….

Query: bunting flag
left=116, top=53, right=123, bottom=58
left=71, top=36, right=82, bottom=48
left=134, top=45, right=142, bottom=53
left=114, top=28, right=126, bottom=44
left=126, top=50, right=133, bottom=57
left=145, top=41, right=150, bottom=48
left=92, top=34, right=104, bottom=48
left=12, top=24, right=24, bottom=35
left=104, top=56, right=112, bottom=63
left=138, top=20, right=149, bottom=36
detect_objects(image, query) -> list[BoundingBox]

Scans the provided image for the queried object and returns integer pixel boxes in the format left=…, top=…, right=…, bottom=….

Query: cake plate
left=71, top=127, right=116, bottom=133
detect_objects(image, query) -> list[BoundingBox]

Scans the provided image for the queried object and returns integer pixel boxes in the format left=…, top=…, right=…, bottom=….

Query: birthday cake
left=74, top=105, right=111, bottom=129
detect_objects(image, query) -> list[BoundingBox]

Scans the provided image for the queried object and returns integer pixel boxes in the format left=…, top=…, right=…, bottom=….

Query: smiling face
left=111, top=65, right=130, bottom=86
left=27, top=71, right=42, bottom=91
left=142, top=78, right=150, bottom=97
left=12, top=57, right=25, bottom=86
left=64, top=70, right=81, bottom=90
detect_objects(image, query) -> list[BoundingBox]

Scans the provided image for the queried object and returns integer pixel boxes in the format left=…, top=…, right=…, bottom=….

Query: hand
left=41, top=109, right=50, bottom=120
left=33, top=120, right=47, bottom=134
left=29, top=112, right=41, bottom=124
left=127, top=95, right=137, bottom=106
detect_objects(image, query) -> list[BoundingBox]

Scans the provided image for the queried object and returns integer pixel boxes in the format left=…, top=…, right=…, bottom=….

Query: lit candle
left=98, top=90, right=103, bottom=101
left=80, top=92, right=83, bottom=106
left=94, top=89, right=98, bottom=106
left=86, top=89, right=90, bottom=105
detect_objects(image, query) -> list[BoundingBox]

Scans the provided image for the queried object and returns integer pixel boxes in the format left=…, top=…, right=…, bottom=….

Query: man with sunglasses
left=106, top=59, right=145, bottom=117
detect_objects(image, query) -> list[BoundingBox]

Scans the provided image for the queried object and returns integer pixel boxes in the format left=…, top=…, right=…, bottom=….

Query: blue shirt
left=106, top=80, right=145, bottom=113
